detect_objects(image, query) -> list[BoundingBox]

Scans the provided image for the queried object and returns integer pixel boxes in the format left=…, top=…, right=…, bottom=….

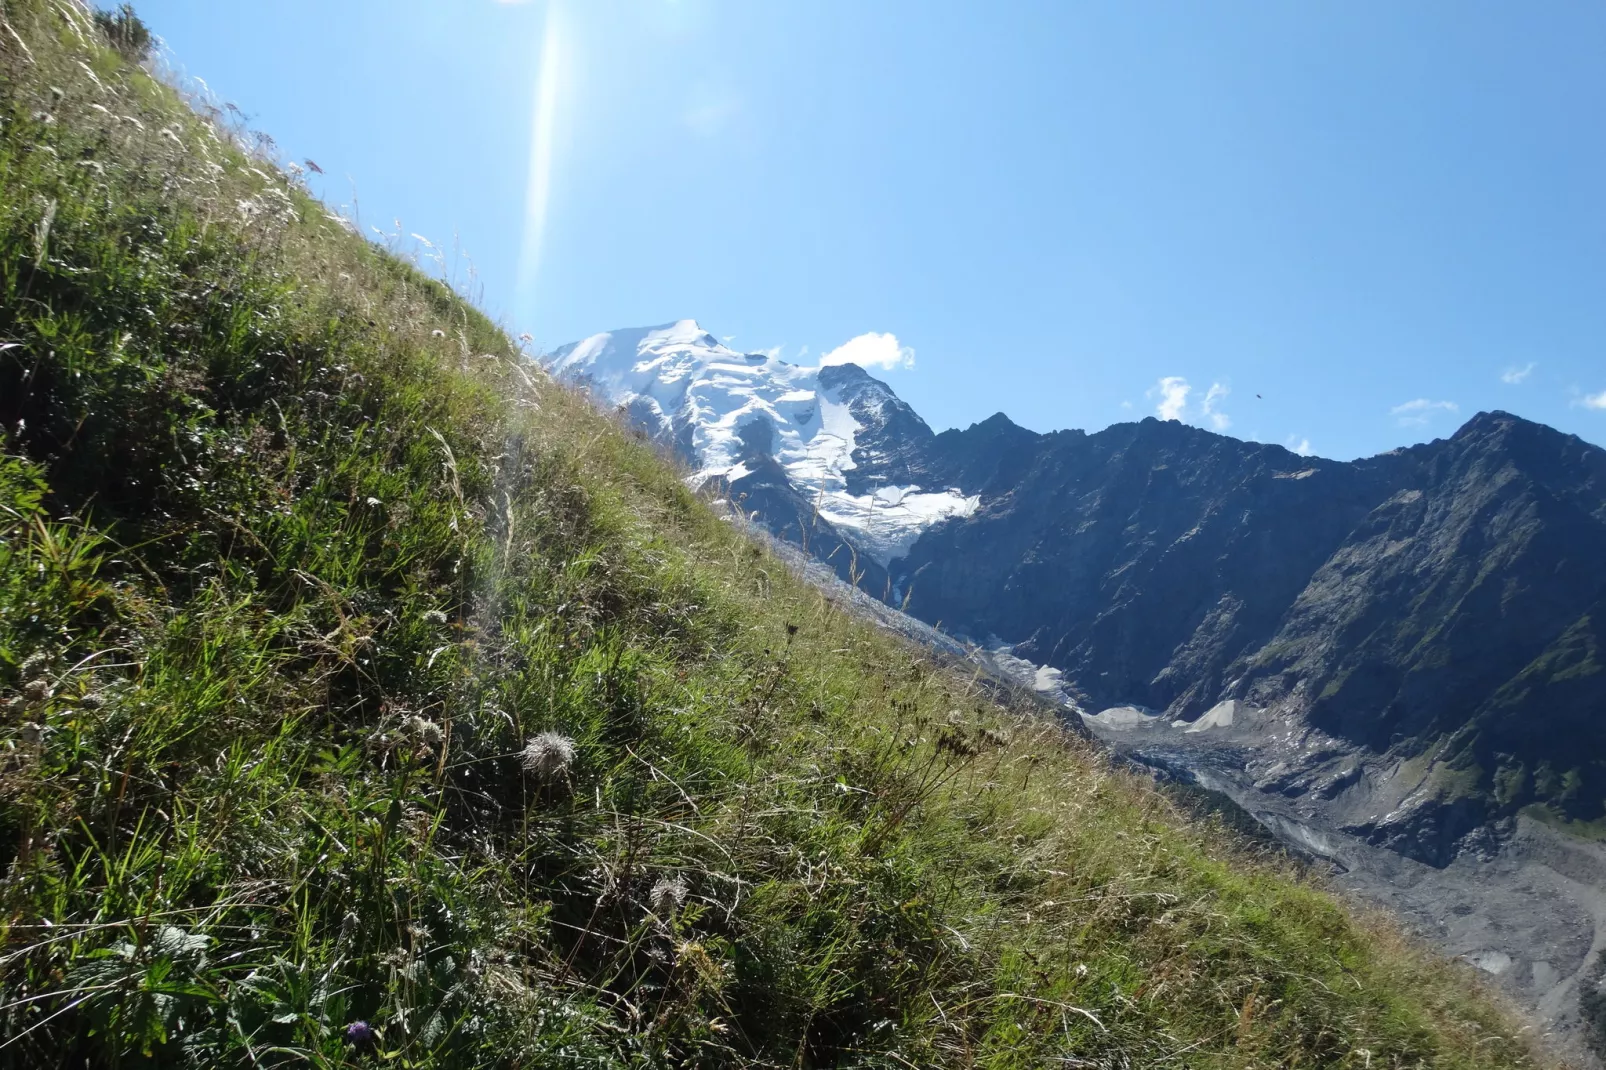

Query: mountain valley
left=554, top=320, right=1606, bottom=1057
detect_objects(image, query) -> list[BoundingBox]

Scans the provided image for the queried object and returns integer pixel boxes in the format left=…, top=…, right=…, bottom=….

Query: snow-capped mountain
left=547, top=321, right=978, bottom=570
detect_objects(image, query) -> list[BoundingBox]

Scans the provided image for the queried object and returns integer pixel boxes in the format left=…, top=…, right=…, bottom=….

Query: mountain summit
left=549, top=322, right=978, bottom=582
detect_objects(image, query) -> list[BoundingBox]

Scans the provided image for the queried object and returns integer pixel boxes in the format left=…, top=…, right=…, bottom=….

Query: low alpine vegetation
left=0, top=2, right=1542, bottom=1066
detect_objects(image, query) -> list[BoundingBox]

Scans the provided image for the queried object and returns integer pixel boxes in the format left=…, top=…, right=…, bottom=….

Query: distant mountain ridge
left=550, top=322, right=1606, bottom=868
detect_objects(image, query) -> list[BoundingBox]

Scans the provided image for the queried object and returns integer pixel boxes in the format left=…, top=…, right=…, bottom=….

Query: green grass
left=0, top=3, right=1546, bottom=1067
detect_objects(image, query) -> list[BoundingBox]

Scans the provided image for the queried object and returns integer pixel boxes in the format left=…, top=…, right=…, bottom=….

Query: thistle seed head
left=650, top=874, right=688, bottom=918
left=520, top=732, right=575, bottom=783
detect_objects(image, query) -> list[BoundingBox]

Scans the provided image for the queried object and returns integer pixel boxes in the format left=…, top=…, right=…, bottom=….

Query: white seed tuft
left=520, top=732, right=575, bottom=783
left=650, top=874, right=688, bottom=918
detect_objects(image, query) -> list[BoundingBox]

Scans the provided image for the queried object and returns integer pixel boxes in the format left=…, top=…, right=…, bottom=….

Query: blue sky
left=136, top=0, right=1605, bottom=459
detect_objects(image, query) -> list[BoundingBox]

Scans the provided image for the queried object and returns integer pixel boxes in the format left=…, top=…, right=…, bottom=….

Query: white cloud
left=1144, top=376, right=1235, bottom=428
left=1150, top=376, right=1190, bottom=421
left=1201, top=382, right=1231, bottom=431
left=1120, top=400, right=1134, bottom=411
left=1390, top=398, right=1459, bottom=427
left=819, top=332, right=914, bottom=371
left=759, top=344, right=784, bottom=360
left=1286, top=435, right=1313, bottom=457
left=1582, top=390, right=1606, bottom=411
left=1501, top=362, right=1536, bottom=385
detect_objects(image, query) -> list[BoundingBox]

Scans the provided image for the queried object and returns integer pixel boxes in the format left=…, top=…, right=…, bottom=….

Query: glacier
left=546, top=320, right=978, bottom=567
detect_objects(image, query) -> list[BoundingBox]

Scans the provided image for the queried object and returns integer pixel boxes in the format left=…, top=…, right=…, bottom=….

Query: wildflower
left=22, top=679, right=51, bottom=705
left=345, top=1020, right=375, bottom=1046
left=19, top=653, right=50, bottom=678
left=520, top=731, right=575, bottom=783
left=650, top=874, right=688, bottom=918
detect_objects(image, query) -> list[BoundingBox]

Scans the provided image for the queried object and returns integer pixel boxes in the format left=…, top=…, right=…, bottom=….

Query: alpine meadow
left=0, top=2, right=1555, bottom=1067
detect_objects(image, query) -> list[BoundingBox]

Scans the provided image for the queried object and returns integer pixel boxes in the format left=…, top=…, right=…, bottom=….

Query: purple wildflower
left=346, top=1020, right=375, bottom=1046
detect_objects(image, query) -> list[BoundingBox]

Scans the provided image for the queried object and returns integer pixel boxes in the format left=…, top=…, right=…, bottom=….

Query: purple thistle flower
left=346, top=1020, right=375, bottom=1045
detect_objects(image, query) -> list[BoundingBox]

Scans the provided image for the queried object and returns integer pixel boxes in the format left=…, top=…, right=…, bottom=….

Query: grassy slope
left=0, top=3, right=1545, bottom=1067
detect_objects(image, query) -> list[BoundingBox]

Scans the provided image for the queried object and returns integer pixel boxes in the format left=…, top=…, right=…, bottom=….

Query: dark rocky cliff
left=884, top=408, right=1606, bottom=863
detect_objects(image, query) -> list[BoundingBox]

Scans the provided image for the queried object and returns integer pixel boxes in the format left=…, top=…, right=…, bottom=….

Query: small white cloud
left=1501, top=362, right=1536, bottom=385
left=759, top=344, right=784, bottom=360
left=1390, top=398, right=1459, bottom=427
left=1581, top=390, right=1606, bottom=411
left=1201, top=382, right=1231, bottom=431
left=1285, top=435, right=1313, bottom=457
left=1150, top=376, right=1190, bottom=422
left=1120, top=400, right=1134, bottom=411
left=819, top=332, right=914, bottom=371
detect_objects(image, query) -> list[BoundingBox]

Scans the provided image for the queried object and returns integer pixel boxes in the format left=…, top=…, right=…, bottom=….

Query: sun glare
left=516, top=2, right=565, bottom=315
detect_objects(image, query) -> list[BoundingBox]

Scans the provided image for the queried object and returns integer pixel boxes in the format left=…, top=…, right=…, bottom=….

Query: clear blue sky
left=135, top=0, right=1605, bottom=459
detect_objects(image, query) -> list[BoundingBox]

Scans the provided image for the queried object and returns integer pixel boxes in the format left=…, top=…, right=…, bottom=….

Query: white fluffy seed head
left=520, top=732, right=575, bottom=782
left=650, top=874, right=688, bottom=917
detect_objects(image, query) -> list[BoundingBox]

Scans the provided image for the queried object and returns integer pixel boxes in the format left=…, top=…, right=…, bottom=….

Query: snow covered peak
left=548, top=320, right=821, bottom=474
left=548, top=321, right=746, bottom=436
left=546, top=322, right=978, bottom=567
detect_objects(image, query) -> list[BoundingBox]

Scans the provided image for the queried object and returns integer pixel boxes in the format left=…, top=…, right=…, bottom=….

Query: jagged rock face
left=896, top=410, right=1606, bottom=864
left=550, top=324, right=1606, bottom=867
left=897, top=419, right=1393, bottom=716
